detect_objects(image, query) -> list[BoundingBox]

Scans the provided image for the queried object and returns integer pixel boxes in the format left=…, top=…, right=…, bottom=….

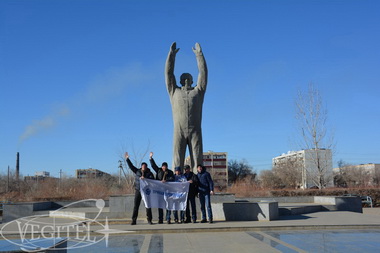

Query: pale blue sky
left=1, top=0, right=379, bottom=178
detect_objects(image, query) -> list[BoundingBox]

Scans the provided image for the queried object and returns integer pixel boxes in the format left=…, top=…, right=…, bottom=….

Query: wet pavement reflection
left=247, top=229, right=380, bottom=252
left=68, top=235, right=145, bottom=253
left=2, top=229, right=380, bottom=252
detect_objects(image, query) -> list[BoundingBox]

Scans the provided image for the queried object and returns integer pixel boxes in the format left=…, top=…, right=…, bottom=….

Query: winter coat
left=126, top=158, right=155, bottom=190
left=184, top=171, right=199, bottom=198
left=197, top=168, right=214, bottom=194
left=149, top=158, right=174, bottom=182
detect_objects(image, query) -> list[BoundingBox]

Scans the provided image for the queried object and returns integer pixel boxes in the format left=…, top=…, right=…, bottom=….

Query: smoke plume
left=18, top=63, right=152, bottom=144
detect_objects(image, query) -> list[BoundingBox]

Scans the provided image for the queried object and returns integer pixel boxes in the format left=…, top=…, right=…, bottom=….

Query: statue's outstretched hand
left=170, top=42, right=180, bottom=55
left=192, top=43, right=202, bottom=54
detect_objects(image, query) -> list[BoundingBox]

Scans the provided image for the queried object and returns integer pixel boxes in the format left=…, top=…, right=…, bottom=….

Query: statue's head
left=180, top=73, right=193, bottom=88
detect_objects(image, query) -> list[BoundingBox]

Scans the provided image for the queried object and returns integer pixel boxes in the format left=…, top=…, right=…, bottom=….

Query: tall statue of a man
left=165, top=42, right=208, bottom=170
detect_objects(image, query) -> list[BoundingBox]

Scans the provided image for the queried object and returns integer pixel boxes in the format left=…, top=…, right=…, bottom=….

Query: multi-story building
left=76, top=168, right=110, bottom=179
left=333, top=163, right=380, bottom=174
left=203, top=151, right=228, bottom=190
left=333, top=163, right=380, bottom=186
left=273, top=149, right=333, bottom=189
left=24, top=171, right=56, bottom=183
left=186, top=151, right=228, bottom=191
left=35, top=171, right=50, bottom=177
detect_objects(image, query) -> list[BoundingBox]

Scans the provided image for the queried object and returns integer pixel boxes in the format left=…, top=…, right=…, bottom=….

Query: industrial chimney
left=16, top=152, right=20, bottom=181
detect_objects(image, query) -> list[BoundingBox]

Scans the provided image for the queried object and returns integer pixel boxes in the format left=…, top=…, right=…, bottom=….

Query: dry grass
left=228, top=180, right=380, bottom=206
left=0, top=177, right=135, bottom=202
left=2, top=176, right=380, bottom=208
left=228, top=178, right=269, bottom=197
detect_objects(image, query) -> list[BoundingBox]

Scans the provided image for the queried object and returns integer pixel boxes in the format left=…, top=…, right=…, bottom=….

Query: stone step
left=49, top=207, right=127, bottom=220
left=279, top=204, right=336, bottom=216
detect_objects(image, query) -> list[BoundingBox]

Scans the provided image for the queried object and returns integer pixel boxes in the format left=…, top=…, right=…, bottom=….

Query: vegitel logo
left=0, top=199, right=127, bottom=252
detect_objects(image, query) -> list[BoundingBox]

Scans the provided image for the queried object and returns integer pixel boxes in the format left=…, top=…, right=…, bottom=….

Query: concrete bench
left=212, top=201, right=278, bottom=221
left=314, top=196, right=363, bottom=213
left=2, top=201, right=53, bottom=223
left=343, top=194, right=373, bottom=208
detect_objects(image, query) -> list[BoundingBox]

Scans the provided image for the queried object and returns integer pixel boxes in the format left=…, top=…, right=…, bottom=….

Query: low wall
left=241, top=197, right=314, bottom=203
left=3, top=202, right=52, bottom=223
left=2, top=200, right=110, bottom=223
left=314, top=196, right=362, bottom=213
left=213, top=201, right=278, bottom=221
left=52, top=200, right=109, bottom=209
left=3, top=195, right=362, bottom=223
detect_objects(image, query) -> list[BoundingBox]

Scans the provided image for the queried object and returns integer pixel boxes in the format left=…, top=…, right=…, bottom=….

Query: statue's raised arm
left=165, top=42, right=180, bottom=96
left=192, top=43, right=208, bottom=92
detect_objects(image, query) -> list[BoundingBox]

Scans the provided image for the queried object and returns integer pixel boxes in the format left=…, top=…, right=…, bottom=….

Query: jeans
left=173, top=210, right=185, bottom=221
left=166, top=210, right=172, bottom=221
left=199, top=192, right=212, bottom=221
left=132, top=190, right=152, bottom=221
left=158, top=208, right=164, bottom=222
left=186, top=196, right=197, bottom=221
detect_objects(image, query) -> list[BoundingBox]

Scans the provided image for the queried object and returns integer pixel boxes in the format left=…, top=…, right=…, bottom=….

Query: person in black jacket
left=125, top=152, right=155, bottom=225
left=149, top=152, right=175, bottom=224
left=197, top=165, right=214, bottom=223
left=183, top=165, right=198, bottom=223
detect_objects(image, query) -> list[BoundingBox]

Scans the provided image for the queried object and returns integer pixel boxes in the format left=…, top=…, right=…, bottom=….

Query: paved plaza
left=64, top=229, right=380, bottom=253
left=1, top=209, right=380, bottom=252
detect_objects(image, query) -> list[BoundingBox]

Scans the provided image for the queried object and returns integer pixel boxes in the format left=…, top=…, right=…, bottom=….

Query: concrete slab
left=218, top=201, right=278, bottom=221
left=3, top=210, right=380, bottom=236
left=363, top=207, right=380, bottom=215
left=2, top=210, right=380, bottom=252
left=314, top=196, right=363, bottom=213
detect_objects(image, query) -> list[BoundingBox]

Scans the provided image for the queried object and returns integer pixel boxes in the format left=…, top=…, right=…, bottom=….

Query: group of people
left=125, top=152, right=214, bottom=225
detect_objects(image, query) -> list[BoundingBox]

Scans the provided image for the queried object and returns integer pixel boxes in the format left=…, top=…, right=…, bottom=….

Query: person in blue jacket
left=196, top=165, right=214, bottom=223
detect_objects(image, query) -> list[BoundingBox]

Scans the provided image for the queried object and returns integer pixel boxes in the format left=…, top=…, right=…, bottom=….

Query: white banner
left=140, top=178, right=190, bottom=211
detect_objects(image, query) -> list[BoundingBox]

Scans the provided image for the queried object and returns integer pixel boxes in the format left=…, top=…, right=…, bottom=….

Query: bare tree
left=259, top=170, right=282, bottom=189
left=273, top=158, right=303, bottom=189
left=119, top=140, right=151, bottom=167
left=117, top=139, right=151, bottom=185
left=228, top=159, right=256, bottom=184
left=334, top=159, right=348, bottom=187
left=335, top=161, right=374, bottom=188
left=373, top=167, right=380, bottom=186
left=0, top=168, right=18, bottom=194
left=295, top=83, right=334, bottom=189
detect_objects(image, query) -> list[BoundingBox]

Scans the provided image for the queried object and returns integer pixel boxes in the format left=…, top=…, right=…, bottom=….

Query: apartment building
left=273, top=149, right=333, bottom=189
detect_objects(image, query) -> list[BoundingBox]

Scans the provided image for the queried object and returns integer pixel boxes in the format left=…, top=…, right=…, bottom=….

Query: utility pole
left=7, top=166, right=10, bottom=192
left=59, top=169, right=62, bottom=189
left=118, top=160, right=123, bottom=185
left=16, top=152, right=19, bottom=181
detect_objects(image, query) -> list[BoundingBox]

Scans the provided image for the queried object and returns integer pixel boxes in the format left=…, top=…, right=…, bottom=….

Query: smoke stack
left=16, top=152, right=20, bottom=181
